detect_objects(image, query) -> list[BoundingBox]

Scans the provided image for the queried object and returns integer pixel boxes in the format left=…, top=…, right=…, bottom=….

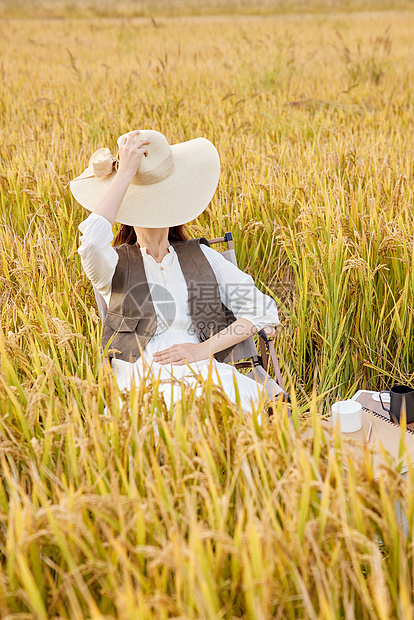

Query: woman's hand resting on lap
left=153, top=342, right=211, bottom=366
left=153, top=319, right=257, bottom=366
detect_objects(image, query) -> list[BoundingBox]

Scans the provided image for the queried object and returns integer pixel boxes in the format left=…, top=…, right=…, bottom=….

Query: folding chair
left=206, top=232, right=285, bottom=402
left=92, top=231, right=286, bottom=403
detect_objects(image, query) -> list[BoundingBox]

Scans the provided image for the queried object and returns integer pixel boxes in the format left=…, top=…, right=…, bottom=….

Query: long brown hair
left=113, top=224, right=188, bottom=246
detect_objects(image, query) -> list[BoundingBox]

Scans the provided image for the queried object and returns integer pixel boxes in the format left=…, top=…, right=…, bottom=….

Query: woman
left=71, top=129, right=281, bottom=413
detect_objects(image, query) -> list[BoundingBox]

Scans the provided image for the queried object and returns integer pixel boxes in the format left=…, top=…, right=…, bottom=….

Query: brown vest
left=102, top=238, right=237, bottom=364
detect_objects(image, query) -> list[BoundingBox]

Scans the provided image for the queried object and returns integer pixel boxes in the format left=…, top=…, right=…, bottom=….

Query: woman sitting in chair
left=71, top=129, right=281, bottom=414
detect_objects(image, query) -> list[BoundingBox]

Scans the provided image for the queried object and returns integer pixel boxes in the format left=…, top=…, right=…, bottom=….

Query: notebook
left=352, top=390, right=414, bottom=432
left=326, top=390, right=414, bottom=477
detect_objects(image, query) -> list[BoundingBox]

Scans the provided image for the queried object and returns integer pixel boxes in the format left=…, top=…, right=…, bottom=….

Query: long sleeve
left=199, top=244, right=279, bottom=331
left=77, top=213, right=119, bottom=299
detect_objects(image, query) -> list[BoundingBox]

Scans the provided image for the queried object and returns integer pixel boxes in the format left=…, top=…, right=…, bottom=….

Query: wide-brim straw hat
left=70, top=129, right=220, bottom=228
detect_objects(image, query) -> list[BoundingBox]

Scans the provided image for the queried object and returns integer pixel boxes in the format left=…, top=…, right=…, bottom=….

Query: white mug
left=332, top=400, right=362, bottom=433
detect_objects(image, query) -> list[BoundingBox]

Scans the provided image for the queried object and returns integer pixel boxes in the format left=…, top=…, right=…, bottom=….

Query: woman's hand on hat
left=153, top=342, right=210, bottom=366
left=117, top=130, right=150, bottom=181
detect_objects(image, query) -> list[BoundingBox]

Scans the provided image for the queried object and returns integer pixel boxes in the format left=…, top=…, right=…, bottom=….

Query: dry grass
left=1, top=6, right=414, bottom=618
left=1, top=0, right=414, bottom=19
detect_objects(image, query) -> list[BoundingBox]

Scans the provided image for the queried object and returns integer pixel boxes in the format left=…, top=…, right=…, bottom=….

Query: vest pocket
left=104, top=312, right=139, bottom=332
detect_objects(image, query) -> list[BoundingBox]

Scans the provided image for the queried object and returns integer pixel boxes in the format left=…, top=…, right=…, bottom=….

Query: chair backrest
left=220, top=248, right=238, bottom=267
left=92, top=232, right=260, bottom=364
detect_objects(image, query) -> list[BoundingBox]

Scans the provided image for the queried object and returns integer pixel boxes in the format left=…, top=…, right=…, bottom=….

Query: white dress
left=78, top=213, right=280, bottom=413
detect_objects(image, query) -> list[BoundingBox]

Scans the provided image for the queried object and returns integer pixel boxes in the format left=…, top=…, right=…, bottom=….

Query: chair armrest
left=258, top=328, right=285, bottom=391
left=258, top=326, right=278, bottom=341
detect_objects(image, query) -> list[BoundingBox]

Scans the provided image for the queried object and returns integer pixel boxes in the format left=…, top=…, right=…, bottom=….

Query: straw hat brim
left=70, top=137, right=220, bottom=228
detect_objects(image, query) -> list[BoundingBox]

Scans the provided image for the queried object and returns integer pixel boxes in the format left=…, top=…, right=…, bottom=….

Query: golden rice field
left=1, top=2, right=414, bottom=617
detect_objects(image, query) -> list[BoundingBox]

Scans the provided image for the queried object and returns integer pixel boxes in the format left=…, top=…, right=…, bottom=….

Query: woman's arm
left=78, top=213, right=119, bottom=297
left=77, top=130, right=150, bottom=296
left=153, top=317, right=256, bottom=365
left=199, top=243, right=280, bottom=330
